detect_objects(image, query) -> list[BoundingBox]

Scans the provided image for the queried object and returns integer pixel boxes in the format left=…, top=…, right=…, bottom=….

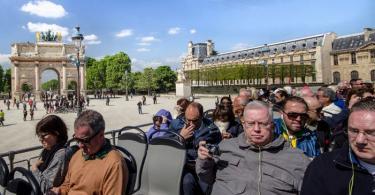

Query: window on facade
left=272, top=59, right=275, bottom=64
left=371, top=70, right=375, bottom=81
left=351, top=70, right=359, bottom=80
left=371, top=50, right=375, bottom=62
left=351, top=52, right=357, bottom=64
left=280, top=57, right=284, bottom=63
left=333, top=72, right=341, bottom=84
left=313, top=41, right=317, bottom=48
left=333, top=54, right=338, bottom=65
left=302, top=43, right=306, bottom=48
left=290, top=56, right=293, bottom=63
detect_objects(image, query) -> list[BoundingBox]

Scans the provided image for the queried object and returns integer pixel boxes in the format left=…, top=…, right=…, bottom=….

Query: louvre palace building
left=181, top=28, right=375, bottom=87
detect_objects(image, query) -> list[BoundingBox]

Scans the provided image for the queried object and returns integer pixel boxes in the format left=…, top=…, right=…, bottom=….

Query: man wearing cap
left=51, top=110, right=128, bottom=195
left=274, top=96, right=320, bottom=158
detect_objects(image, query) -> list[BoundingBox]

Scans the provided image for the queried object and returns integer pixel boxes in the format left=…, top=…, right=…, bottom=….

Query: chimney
left=188, top=41, right=193, bottom=56
left=206, top=40, right=213, bottom=57
left=364, top=28, right=374, bottom=42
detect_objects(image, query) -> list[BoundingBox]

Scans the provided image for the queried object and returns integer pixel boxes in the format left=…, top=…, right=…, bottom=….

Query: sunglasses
left=38, top=133, right=50, bottom=142
left=184, top=118, right=200, bottom=124
left=73, top=130, right=101, bottom=146
left=284, top=111, right=309, bottom=121
left=153, top=116, right=163, bottom=122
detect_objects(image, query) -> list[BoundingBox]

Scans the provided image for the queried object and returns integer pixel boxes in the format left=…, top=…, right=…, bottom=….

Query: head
left=232, top=96, right=249, bottom=119
left=73, top=110, right=106, bottom=155
left=153, top=109, right=172, bottom=129
left=303, top=96, right=323, bottom=123
left=350, top=78, right=364, bottom=89
left=213, top=104, right=235, bottom=123
left=220, top=96, right=232, bottom=108
left=242, top=101, right=274, bottom=146
left=348, top=97, right=375, bottom=164
left=299, top=86, right=314, bottom=97
left=281, top=96, right=309, bottom=135
left=274, top=89, right=289, bottom=103
left=184, top=102, right=204, bottom=130
left=175, top=98, right=190, bottom=116
left=317, top=87, right=336, bottom=106
left=239, top=88, right=251, bottom=100
left=36, top=115, right=68, bottom=150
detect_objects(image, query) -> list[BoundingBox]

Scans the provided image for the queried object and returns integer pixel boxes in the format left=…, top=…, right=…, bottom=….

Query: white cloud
left=190, top=29, right=197, bottom=34
left=168, top=27, right=181, bottom=35
left=140, top=36, right=158, bottom=42
left=84, top=34, right=101, bottom=45
left=232, top=43, right=252, bottom=50
left=0, top=53, right=11, bottom=68
left=21, top=1, right=67, bottom=18
left=137, top=42, right=151, bottom=46
left=27, top=22, right=69, bottom=37
left=116, top=29, right=133, bottom=38
left=137, top=48, right=150, bottom=52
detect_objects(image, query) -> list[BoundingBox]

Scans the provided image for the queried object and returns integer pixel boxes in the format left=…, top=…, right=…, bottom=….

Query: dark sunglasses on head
left=73, top=130, right=101, bottom=145
left=284, top=111, right=309, bottom=121
left=153, top=116, right=163, bottom=122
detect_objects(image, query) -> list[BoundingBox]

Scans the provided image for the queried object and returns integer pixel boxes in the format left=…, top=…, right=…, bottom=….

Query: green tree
left=0, top=65, right=4, bottom=92
left=134, top=68, right=157, bottom=95
left=21, top=83, right=32, bottom=93
left=154, top=66, right=177, bottom=92
left=85, top=57, right=96, bottom=68
left=3, top=68, right=11, bottom=97
left=41, top=79, right=59, bottom=91
left=86, top=60, right=106, bottom=90
left=105, top=52, right=131, bottom=89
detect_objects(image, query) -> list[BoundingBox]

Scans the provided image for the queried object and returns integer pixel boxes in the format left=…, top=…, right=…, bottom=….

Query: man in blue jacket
left=274, top=96, right=320, bottom=158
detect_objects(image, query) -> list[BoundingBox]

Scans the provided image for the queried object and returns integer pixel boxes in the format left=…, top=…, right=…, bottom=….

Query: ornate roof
left=332, top=31, right=375, bottom=52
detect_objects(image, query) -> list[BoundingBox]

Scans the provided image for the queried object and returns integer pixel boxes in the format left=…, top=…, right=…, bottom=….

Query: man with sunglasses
left=301, top=97, right=375, bottom=195
left=51, top=110, right=128, bottom=195
left=274, top=96, right=320, bottom=158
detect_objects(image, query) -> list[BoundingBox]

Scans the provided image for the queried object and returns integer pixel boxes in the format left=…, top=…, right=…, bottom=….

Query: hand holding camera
left=198, top=141, right=220, bottom=160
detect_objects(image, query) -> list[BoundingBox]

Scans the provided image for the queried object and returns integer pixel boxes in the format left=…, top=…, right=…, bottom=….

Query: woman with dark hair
left=169, top=98, right=191, bottom=132
left=220, top=96, right=232, bottom=108
left=32, top=115, right=69, bottom=194
left=212, top=104, right=241, bottom=139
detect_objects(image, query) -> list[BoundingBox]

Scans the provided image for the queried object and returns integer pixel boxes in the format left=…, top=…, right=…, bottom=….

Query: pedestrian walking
left=137, top=101, right=142, bottom=114
left=153, top=94, right=157, bottom=104
left=23, top=109, right=27, bottom=121
left=16, top=100, right=20, bottom=110
left=86, top=96, right=90, bottom=106
left=6, top=99, right=10, bottom=110
left=30, top=109, right=34, bottom=120
left=106, top=96, right=110, bottom=106
left=0, top=110, right=4, bottom=126
left=142, top=95, right=146, bottom=105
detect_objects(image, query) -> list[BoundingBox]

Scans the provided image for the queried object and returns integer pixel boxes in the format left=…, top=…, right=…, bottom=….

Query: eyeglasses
left=283, top=111, right=309, bottom=121
left=348, top=128, right=375, bottom=140
left=243, top=121, right=272, bottom=129
left=184, top=118, right=200, bottom=124
left=309, top=107, right=323, bottom=114
left=73, top=130, right=100, bottom=146
left=153, top=116, right=162, bottom=122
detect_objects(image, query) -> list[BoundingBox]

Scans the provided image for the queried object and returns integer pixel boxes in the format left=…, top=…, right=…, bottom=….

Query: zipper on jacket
left=258, top=146, right=262, bottom=195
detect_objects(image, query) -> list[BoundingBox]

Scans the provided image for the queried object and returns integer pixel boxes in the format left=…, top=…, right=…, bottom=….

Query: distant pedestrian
left=33, top=101, right=37, bottom=110
left=13, top=97, right=16, bottom=107
left=16, top=100, right=20, bottom=110
left=0, top=110, right=4, bottom=126
left=153, top=94, right=157, bottom=104
left=142, top=95, right=146, bottom=105
left=30, top=109, right=34, bottom=120
left=137, top=101, right=142, bottom=114
left=86, top=96, right=90, bottom=106
left=6, top=99, right=10, bottom=110
left=106, top=96, right=110, bottom=106
left=23, top=109, right=27, bottom=121
left=23, top=101, right=27, bottom=110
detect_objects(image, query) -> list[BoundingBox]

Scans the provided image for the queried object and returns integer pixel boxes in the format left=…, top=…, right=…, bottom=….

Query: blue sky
left=0, top=0, right=374, bottom=77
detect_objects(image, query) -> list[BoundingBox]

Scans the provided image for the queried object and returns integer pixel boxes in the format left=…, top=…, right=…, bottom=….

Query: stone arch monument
left=9, top=32, right=86, bottom=101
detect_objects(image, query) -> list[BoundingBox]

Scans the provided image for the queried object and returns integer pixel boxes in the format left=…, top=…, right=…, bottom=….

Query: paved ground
left=0, top=95, right=217, bottom=164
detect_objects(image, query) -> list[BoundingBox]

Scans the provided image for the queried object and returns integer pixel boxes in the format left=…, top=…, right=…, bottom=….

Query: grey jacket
left=196, top=133, right=311, bottom=195
left=32, top=148, right=68, bottom=194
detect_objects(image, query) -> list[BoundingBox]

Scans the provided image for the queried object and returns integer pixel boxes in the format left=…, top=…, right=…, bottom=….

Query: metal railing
left=0, top=122, right=152, bottom=171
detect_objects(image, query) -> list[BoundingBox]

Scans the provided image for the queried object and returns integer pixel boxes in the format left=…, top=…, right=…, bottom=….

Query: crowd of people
left=7, top=77, right=375, bottom=194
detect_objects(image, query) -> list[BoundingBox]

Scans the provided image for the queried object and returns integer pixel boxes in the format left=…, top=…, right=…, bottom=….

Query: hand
left=180, top=124, right=195, bottom=140
left=48, top=187, right=60, bottom=195
left=162, top=116, right=168, bottom=123
left=348, top=96, right=361, bottom=109
left=198, top=141, right=212, bottom=160
left=222, top=132, right=232, bottom=139
left=31, top=159, right=43, bottom=172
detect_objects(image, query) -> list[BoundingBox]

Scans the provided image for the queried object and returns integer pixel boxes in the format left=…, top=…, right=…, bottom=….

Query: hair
left=346, top=88, right=375, bottom=107
left=350, top=96, right=375, bottom=115
left=349, top=78, right=361, bottom=86
left=74, top=110, right=105, bottom=135
left=176, top=98, right=190, bottom=113
left=220, top=96, right=232, bottom=105
left=239, top=88, right=251, bottom=97
left=213, top=104, right=235, bottom=122
left=318, top=87, right=337, bottom=102
left=36, top=115, right=68, bottom=144
left=186, top=102, right=204, bottom=117
left=243, top=100, right=273, bottom=121
left=281, top=96, right=308, bottom=111
left=276, top=90, right=289, bottom=98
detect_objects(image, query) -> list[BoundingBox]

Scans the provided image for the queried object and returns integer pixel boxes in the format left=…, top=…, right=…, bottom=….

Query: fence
left=0, top=122, right=153, bottom=171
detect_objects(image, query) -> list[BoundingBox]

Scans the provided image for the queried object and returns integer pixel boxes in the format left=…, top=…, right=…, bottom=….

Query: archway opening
left=41, top=69, right=60, bottom=94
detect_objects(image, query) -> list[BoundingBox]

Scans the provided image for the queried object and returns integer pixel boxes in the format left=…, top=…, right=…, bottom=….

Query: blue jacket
left=146, top=109, right=173, bottom=140
left=169, top=114, right=185, bottom=133
left=274, top=118, right=320, bottom=158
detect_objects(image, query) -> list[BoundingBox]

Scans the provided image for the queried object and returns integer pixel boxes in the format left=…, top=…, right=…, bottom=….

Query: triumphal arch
left=9, top=31, right=86, bottom=100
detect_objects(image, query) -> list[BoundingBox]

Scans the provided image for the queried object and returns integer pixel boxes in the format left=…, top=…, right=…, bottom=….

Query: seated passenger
left=212, top=104, right=241, bottom=139
left=146, top=109, right=173, bottom=139
left=196, top=101, right=310, bottom=195
left=31, top=115, right=69, bottom=194
left=51, top=110, right=128, bottom=195
left=170, top=98, right=191, bottom=132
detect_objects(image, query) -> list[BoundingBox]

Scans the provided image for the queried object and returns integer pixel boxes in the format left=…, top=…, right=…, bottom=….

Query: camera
left=205, top=143, right=220, bottom=156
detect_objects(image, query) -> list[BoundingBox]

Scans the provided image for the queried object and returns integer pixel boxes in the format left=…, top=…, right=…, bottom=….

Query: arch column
left=62, top=62, right=67, bottom=94
left=14, top=64, right=20, bottom=99
left=34, top=62, right=39, bottom=91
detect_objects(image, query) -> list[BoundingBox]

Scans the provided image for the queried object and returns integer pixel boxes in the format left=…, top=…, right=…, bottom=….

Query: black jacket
left=301, top=143, right=375, bottom=195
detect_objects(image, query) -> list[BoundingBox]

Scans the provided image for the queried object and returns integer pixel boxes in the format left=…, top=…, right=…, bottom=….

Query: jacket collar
left=238, top=132, right=285, bottom=150
left=82, top=139, right=112, bottom=161
left=333, top=143, right=369, bottom=173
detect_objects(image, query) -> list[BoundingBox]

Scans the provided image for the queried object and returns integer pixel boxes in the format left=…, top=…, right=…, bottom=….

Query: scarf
left=38, top=142, right=65, bottom=172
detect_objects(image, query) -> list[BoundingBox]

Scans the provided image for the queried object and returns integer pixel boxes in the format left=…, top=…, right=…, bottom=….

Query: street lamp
left=125, top=70, right=129, bottom=101
left=71, top=26, right=84, bottom=116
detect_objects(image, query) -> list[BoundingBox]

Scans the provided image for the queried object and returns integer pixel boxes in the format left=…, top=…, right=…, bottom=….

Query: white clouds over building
left=21, top=1, right=67, bottom=18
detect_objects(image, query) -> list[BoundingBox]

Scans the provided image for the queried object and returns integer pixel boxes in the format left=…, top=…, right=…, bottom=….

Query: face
left=306, top=99, right=322, bottom=122
left=39, top=133, right=58, bottom=150
left=282, top=101, right=308, bottom=134
left=275, top=93, right=284, bottom=103
left=185, top=107, right=202, bottom=130
left=316, top=90, right=329, bottom=105
left=74, top=126, right=104, bottom=155
left=348, top=111, right=375, bottom=164
left=352, top=80, right=364, bottom=89
left=243, top=108, right=273, bottom=146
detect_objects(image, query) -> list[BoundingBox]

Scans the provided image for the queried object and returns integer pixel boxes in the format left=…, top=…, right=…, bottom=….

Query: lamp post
left=125, top=70, right=129, bottom=101
left=71, top=26, right=84, bottom=116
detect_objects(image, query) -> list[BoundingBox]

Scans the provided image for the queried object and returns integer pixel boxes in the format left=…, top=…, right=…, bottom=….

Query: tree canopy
left=41, top=79, right=59, bottom=91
